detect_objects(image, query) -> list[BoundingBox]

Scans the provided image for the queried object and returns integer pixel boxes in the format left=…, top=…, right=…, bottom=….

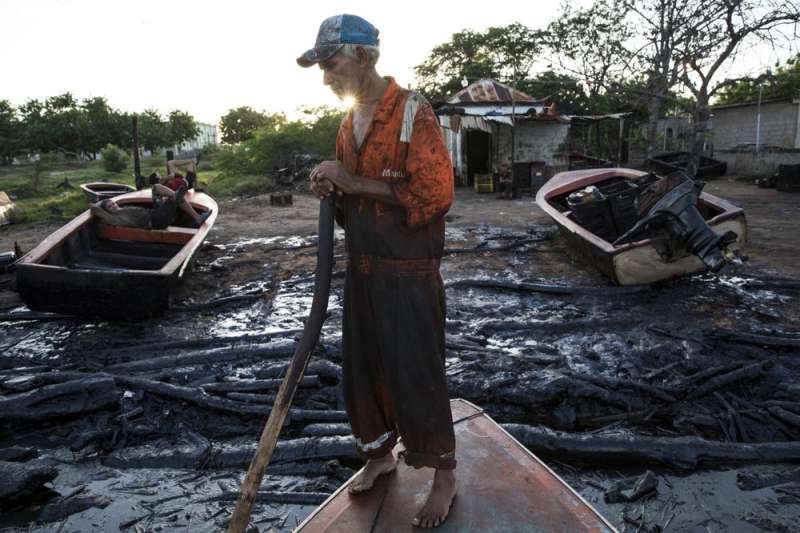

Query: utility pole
left=755, top=85, right=763, bottom=153
left=511, top=69, right=517, bottom=169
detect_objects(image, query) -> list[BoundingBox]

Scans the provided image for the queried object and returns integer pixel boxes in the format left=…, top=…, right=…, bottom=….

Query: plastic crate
left=474, top=174, right=494, bottom=193
left=777, top=164, right=800, bottom=192
left=599, top=181, right=639, bottom=235
left=568, top=196, right=617, bottom=243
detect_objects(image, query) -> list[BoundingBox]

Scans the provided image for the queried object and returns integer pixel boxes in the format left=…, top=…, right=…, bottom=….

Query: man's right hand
left=310, top=163, right=340, bottom=199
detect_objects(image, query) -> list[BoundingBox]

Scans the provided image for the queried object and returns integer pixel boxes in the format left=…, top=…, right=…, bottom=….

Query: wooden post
left=165, top=150, right=174, bottom=174
left=228, top=196, right=335, bottom=533
left=132, top=115, right=142, bottom=190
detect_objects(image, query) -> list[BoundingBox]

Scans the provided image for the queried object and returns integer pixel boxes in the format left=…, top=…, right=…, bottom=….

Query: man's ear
left=356, top=45, right=368, bottom=67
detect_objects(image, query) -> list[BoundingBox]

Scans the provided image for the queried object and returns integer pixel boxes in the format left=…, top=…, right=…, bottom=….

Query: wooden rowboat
left=16, top=189, right=217, bottom=319
left=296, top=399, right=616, bottom=533
left=535, top=168, right=747, bottom=286
left=79, top=182, right=136, bottom=203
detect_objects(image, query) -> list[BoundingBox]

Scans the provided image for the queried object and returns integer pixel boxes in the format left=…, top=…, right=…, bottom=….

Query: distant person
left=91, top=185, right=211, bottom=229
left=495, top=162, right=513, bottom=199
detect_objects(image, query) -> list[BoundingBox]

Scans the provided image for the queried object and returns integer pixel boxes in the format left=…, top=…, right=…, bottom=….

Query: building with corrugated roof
left=435, top=79, right=626, bottom=192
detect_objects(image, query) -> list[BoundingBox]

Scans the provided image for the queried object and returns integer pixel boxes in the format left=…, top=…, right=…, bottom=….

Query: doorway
left=466, top=130, right=492, bottom=186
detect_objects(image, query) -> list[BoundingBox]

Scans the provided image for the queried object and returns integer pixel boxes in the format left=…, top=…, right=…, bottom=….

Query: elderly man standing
left=299, top=14, right=457, bottom=529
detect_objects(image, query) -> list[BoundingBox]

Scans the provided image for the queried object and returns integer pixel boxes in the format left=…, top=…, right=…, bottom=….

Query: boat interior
left=37, top=202, right=202, bottom=272
left=548, top=174, right=725, bottom=222
left=84, top=183, right=134, bottom=193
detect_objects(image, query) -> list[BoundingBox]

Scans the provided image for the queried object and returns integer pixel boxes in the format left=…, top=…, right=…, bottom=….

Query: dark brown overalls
left=336, top=78, right=456, bottom=470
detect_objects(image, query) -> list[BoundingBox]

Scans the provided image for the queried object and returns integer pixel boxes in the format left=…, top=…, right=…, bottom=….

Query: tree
left=674, top=0, right=800, bottom=173
left=545, top=1, right=632, bottom=114
left=414, top=29, right=501, bottom=101
left=613, top=0, right=725, bottom=156
left=516, top=71, right=588, bottom=114
left=715, top=53, right=800, bottom=104
left=18, top=99, right=48, bottom=156
left=79, top=97, right=129, bottom=158
left=219, top=106, right=285, bottom=144
left=138, top=109, right=169, bottom=153
left=166, top=110, right=199, bottom=147
left=217, top=106, right=344, bottom=176
left=0, top=100, right=22, bottom=165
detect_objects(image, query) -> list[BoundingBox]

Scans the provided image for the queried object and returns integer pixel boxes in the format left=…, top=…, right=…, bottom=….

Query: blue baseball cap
left=297, top=14, right=380, bottom=68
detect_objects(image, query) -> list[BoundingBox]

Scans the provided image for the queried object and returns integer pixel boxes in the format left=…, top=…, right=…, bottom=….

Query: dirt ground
left=1, top=178, right=800, bottom=532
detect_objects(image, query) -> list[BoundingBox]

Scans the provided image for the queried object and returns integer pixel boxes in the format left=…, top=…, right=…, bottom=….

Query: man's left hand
left=310, top=161, right=361, bottom=195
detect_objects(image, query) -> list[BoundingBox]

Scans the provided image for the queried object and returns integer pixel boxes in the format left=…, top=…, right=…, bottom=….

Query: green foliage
left=217, top=106, right=343, bottom=176
left=138, top=109, right=170, bottom=153
left=0, top=160, right=136, bottom=223
left=167, top=110, right=199, bottom=146
left=544, top=1, right=632, bottom=105
left=716, top=54, right=800, bottom=104
left=414, top=29, right=502, bottom=101
left=219, top=106, right=286, bottom=144
left=5, top=94, right=199, bottom=160
left=414, top=24, right=546, bottom=101
left=0, top=100, right=22, bottom=164
left=101, top=144, right=130, bottom=173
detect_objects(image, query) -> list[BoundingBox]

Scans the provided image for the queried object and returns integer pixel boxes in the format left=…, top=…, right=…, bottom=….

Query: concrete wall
left=494, top=120, right=570, bottom=167
left=178, top=123, right=218, bottom=153
left=711, top=100, right=800, bottom=150
left=715, top=148, right=800, bottom=177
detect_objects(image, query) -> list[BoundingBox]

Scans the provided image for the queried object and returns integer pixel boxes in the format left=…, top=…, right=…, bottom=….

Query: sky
left=2, top=0, right=796, bottom=126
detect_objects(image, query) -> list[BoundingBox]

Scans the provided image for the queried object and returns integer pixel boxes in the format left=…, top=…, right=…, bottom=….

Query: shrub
left=101, top=144, right=130, bottom=173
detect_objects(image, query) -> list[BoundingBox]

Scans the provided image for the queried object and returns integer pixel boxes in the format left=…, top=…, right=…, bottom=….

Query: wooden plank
left=96, top=224, right=196, bottom=245
left=297, top=399, right=616, bottom=533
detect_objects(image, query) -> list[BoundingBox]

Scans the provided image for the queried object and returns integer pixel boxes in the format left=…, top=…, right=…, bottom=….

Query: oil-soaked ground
left=1, top=183, right=800, bottom=532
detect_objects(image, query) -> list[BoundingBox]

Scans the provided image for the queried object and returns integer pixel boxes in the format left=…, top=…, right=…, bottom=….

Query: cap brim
left=297, top=44, right=343, bottom=67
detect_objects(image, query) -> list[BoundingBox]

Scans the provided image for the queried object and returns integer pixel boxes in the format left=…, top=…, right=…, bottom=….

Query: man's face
left=319, top=49, right=364, bottom=101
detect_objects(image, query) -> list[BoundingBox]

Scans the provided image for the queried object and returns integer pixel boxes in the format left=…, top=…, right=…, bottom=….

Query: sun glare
left=342, top=95, right=356, bottom=108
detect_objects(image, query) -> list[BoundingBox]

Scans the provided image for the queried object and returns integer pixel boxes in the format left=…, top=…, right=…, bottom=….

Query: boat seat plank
left=297, top=399, right=615, bottom=533
left=96, top=223, right=197, bottom=245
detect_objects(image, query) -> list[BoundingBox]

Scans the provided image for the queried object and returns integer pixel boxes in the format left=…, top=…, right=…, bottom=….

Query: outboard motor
left=614, top=171, right=739, bottom=271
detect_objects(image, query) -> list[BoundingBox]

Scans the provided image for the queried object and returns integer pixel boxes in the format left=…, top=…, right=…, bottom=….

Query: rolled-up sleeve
left=391, top=103, right=454, bottom=229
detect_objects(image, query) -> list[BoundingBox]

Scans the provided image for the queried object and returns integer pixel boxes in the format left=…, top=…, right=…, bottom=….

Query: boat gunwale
left=79, top=182, right=136, bottom=194
left=16, top=188, right=217, bottom=278
left=294, top=398, right=618, bottom=533
left=535, top=168, right=745, bottom=254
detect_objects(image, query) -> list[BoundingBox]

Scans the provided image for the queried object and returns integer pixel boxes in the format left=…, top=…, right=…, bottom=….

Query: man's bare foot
left=348, top=452, right=397, bottom=495
left=412, top=468, right=457, bottom=528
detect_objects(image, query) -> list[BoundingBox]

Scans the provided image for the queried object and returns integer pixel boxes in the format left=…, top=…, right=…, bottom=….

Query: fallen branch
left=0, top=376, right=120, bottom=421
left=113, top=375, right=269, bottom=416
left=445, top=237, right=550, bottom=254
left=505, top=424, right=800, bottom=469
left=769, top=407, right=800, bottom=429
left=202, top=375, right=321, bottom=393
left=301, top=423, right=351, bottom=437
left=107, top=342, right=295, bottom=373
left=0, top=311, right=72, bottom=322
left=706, top=328, right=800, bottom=349
left=687, top=363, right=765, bottom=400
left=104, top=436, right=358, bottom=469
left=447, top=278, right=651, bottom=296
left=203, top=491, right=329, bottom=505
left=174, top=291, right=270, bottom=312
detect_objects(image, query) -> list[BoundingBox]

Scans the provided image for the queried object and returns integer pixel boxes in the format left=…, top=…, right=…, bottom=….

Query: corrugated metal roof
left=446, top=79, right=539, bottom=104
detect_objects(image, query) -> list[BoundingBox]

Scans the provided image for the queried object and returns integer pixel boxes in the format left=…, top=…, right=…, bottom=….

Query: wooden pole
left=228, top=196, right=335, bottom=533
left=132, top=115, right=142, bottom=190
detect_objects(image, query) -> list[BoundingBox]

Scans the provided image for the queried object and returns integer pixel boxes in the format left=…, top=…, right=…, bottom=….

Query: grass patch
left=202, top=171, right=275, bottom=198
left=0, top=154, right=276, bottom=224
